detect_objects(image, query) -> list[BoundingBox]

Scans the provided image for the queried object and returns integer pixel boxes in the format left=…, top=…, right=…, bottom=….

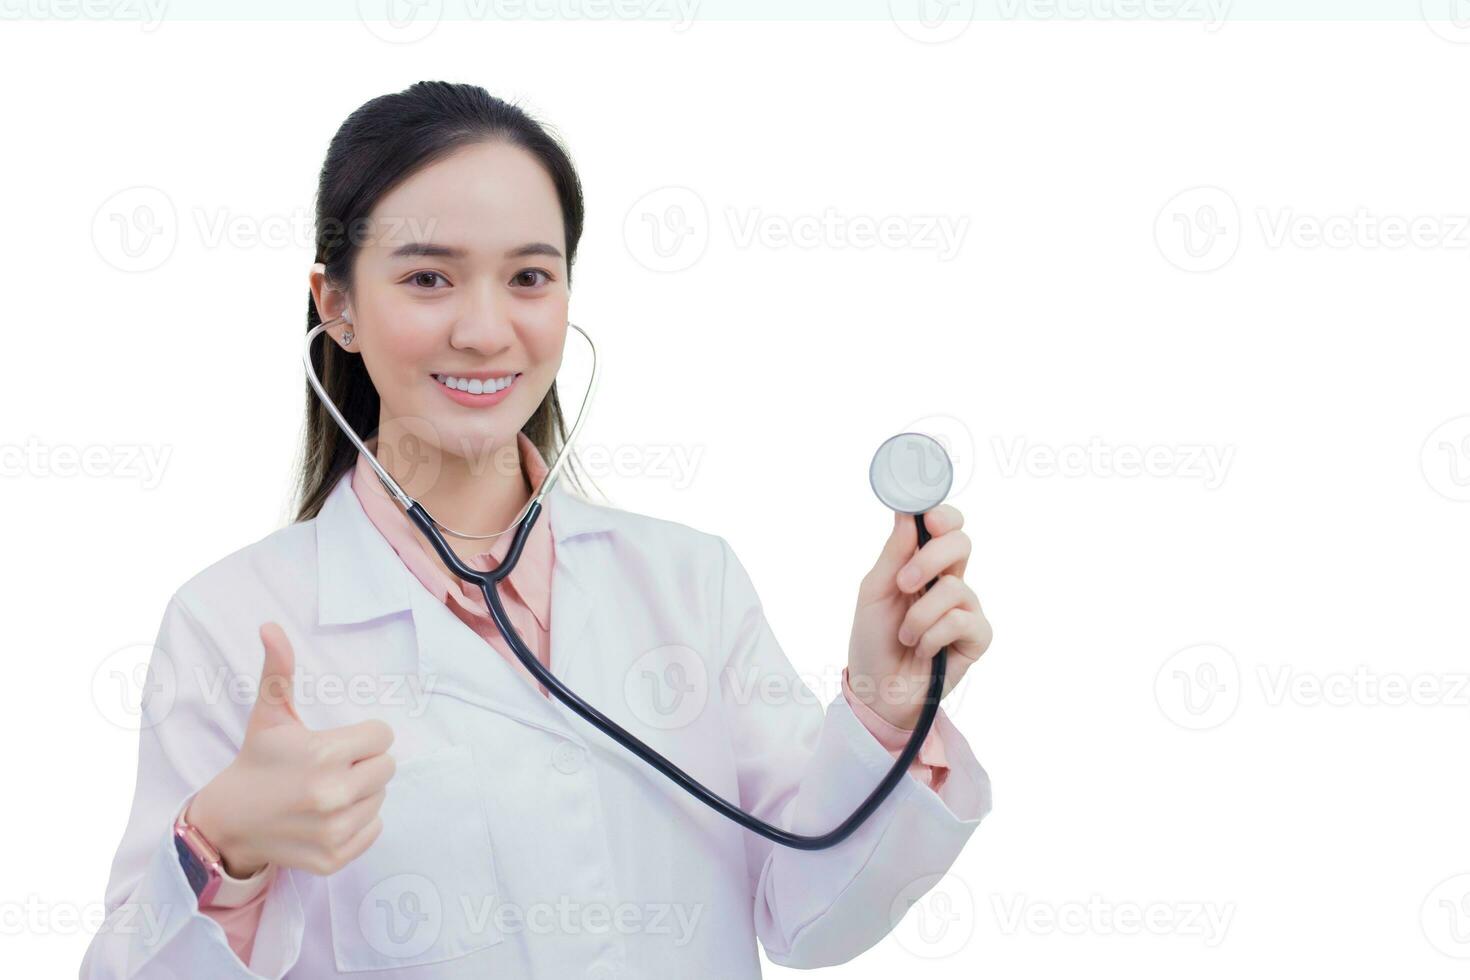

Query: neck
left=374, top=418, right=530, bottom=561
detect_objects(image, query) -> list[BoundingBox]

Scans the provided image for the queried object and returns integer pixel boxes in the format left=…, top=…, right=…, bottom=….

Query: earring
left=340, top=309, right=354, bottom=347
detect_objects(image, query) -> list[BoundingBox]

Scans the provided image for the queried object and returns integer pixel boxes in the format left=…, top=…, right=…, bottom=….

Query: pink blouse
left=197, top=431, right=950, bottom=967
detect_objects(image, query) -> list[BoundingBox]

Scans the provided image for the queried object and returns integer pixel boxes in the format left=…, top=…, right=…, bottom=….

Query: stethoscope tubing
left=306, top=314, right=946, bottom=850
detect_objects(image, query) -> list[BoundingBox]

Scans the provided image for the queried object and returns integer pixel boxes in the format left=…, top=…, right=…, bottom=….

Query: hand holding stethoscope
left=847, top=498, right=992, bottom=731
left=849, top=433, right=992, bottom=732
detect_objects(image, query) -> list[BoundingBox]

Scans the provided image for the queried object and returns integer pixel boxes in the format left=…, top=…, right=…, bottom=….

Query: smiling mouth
left=432, top=372, right=521, bottom=396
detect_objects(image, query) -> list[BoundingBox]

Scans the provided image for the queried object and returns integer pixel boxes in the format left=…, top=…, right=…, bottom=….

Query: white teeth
left=435, top=374, right=517, bottom=395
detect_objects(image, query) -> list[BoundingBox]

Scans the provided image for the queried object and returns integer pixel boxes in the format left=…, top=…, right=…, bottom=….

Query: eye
left=512, top=268, right=554, bottom=288
left=404, top=271, right=449, bottom=289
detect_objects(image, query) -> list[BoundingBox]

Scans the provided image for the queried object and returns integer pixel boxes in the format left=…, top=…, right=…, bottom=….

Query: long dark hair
left=292, top=81, right=595, bottom=523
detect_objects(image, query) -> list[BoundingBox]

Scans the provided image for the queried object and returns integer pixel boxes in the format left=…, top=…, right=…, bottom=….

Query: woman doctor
left=82, top=81, right=995, bottom=980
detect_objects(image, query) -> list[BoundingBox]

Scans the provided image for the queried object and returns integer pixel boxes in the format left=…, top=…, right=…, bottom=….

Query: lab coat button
left=585, top=963, right=618, bottom=980
left=552, top=740, right=585, bottom=774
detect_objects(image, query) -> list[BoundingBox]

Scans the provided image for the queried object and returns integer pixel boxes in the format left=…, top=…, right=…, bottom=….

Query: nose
left=447, top=279, right=516, bottom=355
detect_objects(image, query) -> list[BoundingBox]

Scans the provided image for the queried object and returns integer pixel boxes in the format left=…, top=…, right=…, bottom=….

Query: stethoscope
left=303, top=313, right=957, bottom=850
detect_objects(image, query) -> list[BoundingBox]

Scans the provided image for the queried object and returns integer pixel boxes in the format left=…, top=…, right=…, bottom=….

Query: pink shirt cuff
left=841, top=667, right=950, bottom=793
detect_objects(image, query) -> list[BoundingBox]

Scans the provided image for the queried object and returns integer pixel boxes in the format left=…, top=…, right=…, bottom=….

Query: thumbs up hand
left=186, top=623, right=397, bottom=878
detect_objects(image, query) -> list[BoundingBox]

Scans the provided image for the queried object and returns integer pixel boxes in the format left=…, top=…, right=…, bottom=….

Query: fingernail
left=898, top=565, right=919, bottom=590
left=898, top=628, right=913, bottom=646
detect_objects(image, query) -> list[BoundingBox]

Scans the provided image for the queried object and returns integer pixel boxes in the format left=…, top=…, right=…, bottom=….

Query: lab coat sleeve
left=80, top=592, right=305, bottom=980
left=713, top=536, right=992, bottom=969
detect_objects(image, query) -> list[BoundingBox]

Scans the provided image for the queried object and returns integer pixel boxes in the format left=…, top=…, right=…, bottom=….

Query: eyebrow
left=387, top=241, right=564, bottom=260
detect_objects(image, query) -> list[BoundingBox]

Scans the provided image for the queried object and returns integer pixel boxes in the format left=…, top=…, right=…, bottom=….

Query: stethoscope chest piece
left=869, top=431, right=954, bottom=515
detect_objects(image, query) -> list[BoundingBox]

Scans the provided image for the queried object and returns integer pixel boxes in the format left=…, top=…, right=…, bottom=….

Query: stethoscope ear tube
left=408, top=498, right=946, bottom=852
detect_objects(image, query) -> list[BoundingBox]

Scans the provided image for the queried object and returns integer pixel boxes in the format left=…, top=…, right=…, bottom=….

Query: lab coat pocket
left=325, top=744, right=504, bottom=972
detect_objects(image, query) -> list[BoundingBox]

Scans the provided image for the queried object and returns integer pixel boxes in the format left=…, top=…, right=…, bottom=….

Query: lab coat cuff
left=756, top=694, right=986, bottom=967
left=840, top=668, right=952, bottom=789
left=827, top=690, right=990, bottom=826
left=780, top=692, right=919, bottom=843
left=125, top=797, right=305, bottom=979
left=923, top=707, right=993, bottom=823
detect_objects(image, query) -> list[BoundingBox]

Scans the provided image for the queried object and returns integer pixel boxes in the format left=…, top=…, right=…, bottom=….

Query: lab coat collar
left=314, top=466, right=616, bottom=742
left=315, top=466, right=614, bottom=628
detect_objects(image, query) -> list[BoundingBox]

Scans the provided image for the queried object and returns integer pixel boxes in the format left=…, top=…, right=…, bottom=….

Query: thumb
left=247, top=622, right=305, bottom=735
left=870, top=510, right=919, bottom=585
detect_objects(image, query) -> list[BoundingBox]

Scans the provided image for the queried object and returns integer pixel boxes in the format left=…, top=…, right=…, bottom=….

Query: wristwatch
left=173, top=796, right=226, bottom=906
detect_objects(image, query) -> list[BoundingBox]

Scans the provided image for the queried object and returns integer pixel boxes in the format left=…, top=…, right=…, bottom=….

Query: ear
left=308, top=262, right=357, bottom=351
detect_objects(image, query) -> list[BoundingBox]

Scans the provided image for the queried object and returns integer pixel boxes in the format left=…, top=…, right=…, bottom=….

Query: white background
left=2, top=6, right=1468, bottom=978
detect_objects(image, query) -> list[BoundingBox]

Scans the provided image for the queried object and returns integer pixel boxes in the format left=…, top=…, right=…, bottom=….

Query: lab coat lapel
left=408, top=574, right=580, bottom=740
left=412, top=481, right=613, bottom=740
left=315, top=470, right=414, bottom=626
left=315, top=470, right=617, bottom=741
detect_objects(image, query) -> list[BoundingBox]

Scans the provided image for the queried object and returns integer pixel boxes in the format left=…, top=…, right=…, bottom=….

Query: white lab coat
left=81, top=471, right=991, bottom=979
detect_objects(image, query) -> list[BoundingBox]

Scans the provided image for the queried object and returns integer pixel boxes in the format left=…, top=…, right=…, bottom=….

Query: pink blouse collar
left=350, top=430, right=555, bottom=630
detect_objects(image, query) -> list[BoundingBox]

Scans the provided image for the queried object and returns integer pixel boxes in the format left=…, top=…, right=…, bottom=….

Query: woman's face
left=318, top=140, right=569, bottom=469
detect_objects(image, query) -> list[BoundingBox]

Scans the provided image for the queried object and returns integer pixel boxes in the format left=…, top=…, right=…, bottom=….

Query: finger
left=334, top=812, right=385, bottom=868
left=332, top=788, right=387, bottom=840
left=863, top=510, right=920, bottom=597
left=897, top=575, right=980, bottom=647
left=342, top=751, right=397, bottom=803
left=314, top=718, right=396, bottom=766
left=918, top=503, right=963, bottom=537
left=247, top=623, right=304, bottom=735
left=914, top=607, right=985, bottom=662
left=897, top=529, right=972, bottom=593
